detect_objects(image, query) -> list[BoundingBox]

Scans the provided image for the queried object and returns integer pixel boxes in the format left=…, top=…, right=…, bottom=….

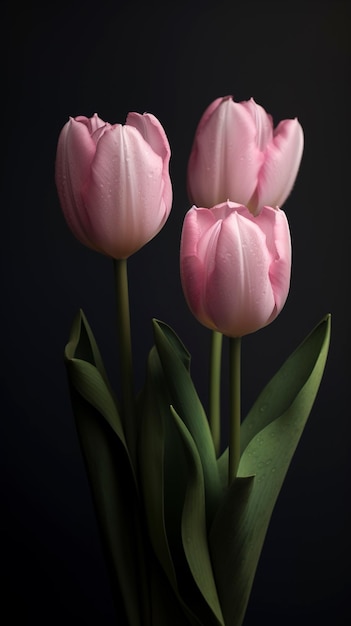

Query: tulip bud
left=180, top=201, right=291, bottom=337
left=187, top=96, right=303, bottom=215
left=55, top=112, right=172, bottom=259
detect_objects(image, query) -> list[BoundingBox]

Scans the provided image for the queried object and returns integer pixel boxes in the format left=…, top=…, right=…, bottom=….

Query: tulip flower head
left=187, top=96, right=303, bottom=215
left=180, top=201, right=291, bottom=337
left=55, top=112, right=172, bottom=259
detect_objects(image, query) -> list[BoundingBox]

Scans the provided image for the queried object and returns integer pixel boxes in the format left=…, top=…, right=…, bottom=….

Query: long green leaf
left=138, top=346, right=203, bottom=626
left=65, top=309, right=126, bottom=449
left=171, top=406, right=225, bottom=626
left=147, top=554, right=202, bottom=626
left=64, top=309, right=145, bottom=626
left=138, top=346, right=178, bottom=589
left=152, top=319, right=222, bottom=525
left=241, top=314, right=331, bottom=453
left=218, top=314, right=332, bottom=482
left=210, top=314, right=331, bottom=626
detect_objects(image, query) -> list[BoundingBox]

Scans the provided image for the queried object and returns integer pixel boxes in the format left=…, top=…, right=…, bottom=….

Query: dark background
left=3, top=0, right=350, bottom=624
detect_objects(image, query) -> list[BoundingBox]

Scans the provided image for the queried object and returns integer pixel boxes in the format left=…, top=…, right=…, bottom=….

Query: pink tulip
left=180, top=201, right=291, bottom=337
left=187, top=96, right=303, bottom=215
left=55, top=112, right=172, bottom=259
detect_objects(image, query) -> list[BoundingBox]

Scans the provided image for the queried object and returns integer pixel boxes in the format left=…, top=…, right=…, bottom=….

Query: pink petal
left=180, top=254, right=213, bottom=328
left=206, top=210, right=275, bottom=336
left=187, top=97, right=262, bottom=208
left=254, top=118, right=304, bottom=210
left=55, top=117, right=100, bottom=249
left=83, top=124, right=165, bottom=258
left=75, top=113, right=106, bottom=137
left=180, top=206, right=219, bottom=328
left=126, top=112, right=173, bottom=214
left=126, top=112, right=170, bottom=163
left=180, top=206, right=216, bottom=258
left=241, top=98, right=273, bottom=150
left=254, top=206, right=291, bottom=319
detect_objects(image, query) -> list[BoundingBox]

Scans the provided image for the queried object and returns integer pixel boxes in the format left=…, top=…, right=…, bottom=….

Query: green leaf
left=64, top=309, right=145, bottom=626
left=210, top=314, right=331, bottom=626
left=138, top=346, right=203, bottom=626
left=240, top=313, right=331, bottom=453
left=171, top=406, right=225, bottom=626
left=154, top=317, right=192, bottom=371
left=152, top=319, right=223, bottom=525
left=138, top=346, right=178, bottom=589
left=147, top=554, right=202, bottom=626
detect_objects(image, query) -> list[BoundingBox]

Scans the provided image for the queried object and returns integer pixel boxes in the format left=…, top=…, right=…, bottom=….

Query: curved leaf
left=240, top=314, right=331, bottom=452
left=148, top=554, right=201, bottom=626
left=65, top=309, right=125, bottom=447
left=171, top=406, right=225, bottom=626
left=154, top=318, right=192, bottom=371
left=210, top=314, right=331, bottom=626
left=152, top=319, right=222, bottom=525
left=64, top=309, right=144, bottom=626
left=217, top=314, right=332, bottom=484
left=138, top=346, right=178, bottom=589
left=138, top=346, right=203, bottom=626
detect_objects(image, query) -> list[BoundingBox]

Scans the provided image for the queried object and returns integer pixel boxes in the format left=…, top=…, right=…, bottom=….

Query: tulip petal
left=126, top=112, right=170, bottom=164
left=205, top=210, right=275, bottom=337
left=181, top=206, right=217, bottom=256
left=127, top=112, right=173, bottom=215
left=81, top=112, right=106, bottom=136
left=253, top=118, right=304, bottom=210
left=187, top=97, right=262, bottom=208
left=241, top=98, right=273, bottom=151
left=180, top=207, right=224, bottom=329
left=254, top=206, right=292, bottom=320
left=84, top=124, right=165, bottom=258
left=55, top=117, right=100, bottom=249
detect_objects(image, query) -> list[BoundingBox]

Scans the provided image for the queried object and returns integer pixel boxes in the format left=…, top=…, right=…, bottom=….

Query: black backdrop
left=3, top=1, right=350, bottom=624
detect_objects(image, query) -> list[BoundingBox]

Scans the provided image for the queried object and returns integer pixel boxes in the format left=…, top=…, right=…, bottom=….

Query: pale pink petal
left=126, top=112, right=173, bottom=215
left=241, top=98, right=273, bottom=150
left=87, top=113, right=106, bottom=134
left=126, top=112, right=170, bottom=163
left=254, top=206, right=291, bottom=319
left=187, top=97, right=262, bottom=208
left=180, top=206, right=217, bottom=258
left=83, top=124, right=164, bottom=258
left=180, top=254, right=213, bottom=328
left=55, top=117, right=99, bottom=249
left=208, top=200, right=243, bottom=220
left=254, top=118, right=304, bottom=210
left=206, top=211, right=275, bottom=336
left=180, top=206, right=219, bottom=329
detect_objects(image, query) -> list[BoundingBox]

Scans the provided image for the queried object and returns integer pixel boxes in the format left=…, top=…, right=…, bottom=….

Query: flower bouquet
left=55, top=96, right=330, bottom=625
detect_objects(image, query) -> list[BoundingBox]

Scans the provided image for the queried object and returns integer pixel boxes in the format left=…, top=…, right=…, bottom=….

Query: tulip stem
left=209, top=330, right=223, bottom=457
left=113, top=259, right=135, bottom=450
left=228, top=336, right=241, bottom=484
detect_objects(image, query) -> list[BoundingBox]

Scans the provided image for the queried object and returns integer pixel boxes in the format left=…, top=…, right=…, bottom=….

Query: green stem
left=113, top=260, right=151, bottom=623
left=228, top=336, right=241, bottom=484
left=113, top=259, right=135, bottom=449
left=209, top=330, right=223, bottom=456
